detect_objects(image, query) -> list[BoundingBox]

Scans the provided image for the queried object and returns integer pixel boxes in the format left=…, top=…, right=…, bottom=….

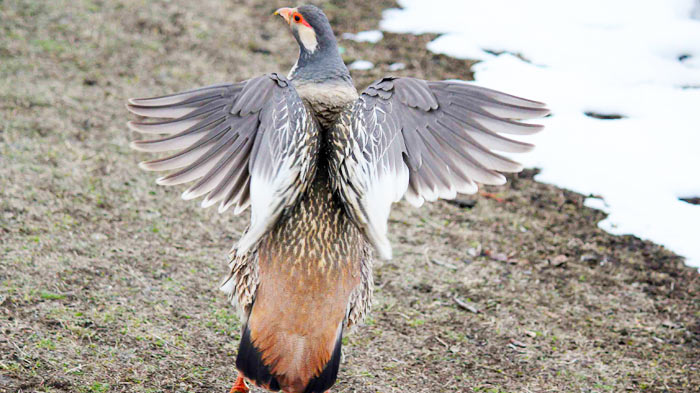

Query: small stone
left=348, top=60, right=374, bottom=70
left=551, top=254, right=567, bottom=267
left=388, top=62, right=406, bottom=71
left=492, top=253, right=508, bottom=262
left=509, top=339, right=527, bottom=348
left=91, top=233, right=107, bottom=241
left=580, top=254, right=598, bottom=263
left=453, top=296, right=480, bottom=314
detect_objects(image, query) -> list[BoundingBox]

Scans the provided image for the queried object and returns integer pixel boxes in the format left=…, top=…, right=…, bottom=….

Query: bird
left=125, top=4, right=549, bottom=393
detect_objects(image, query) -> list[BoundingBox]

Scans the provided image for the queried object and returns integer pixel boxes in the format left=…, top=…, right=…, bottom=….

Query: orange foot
left=479, top=191, right=505, bottom=203
left=229, top=374, right=249, bottom=393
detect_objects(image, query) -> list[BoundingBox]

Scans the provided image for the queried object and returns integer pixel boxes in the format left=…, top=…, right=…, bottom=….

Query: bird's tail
left=235, top=325, right=281, bottom=391
left=236, top=323, right=344, bottom=393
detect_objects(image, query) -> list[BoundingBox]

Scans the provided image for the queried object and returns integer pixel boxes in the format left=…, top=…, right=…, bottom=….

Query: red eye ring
left=290, top=12, right=311, bottom=28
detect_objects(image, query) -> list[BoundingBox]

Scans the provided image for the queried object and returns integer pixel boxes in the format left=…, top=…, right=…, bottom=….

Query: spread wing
left=330, top=77, right=549, bottom=259
left=127, top=73, right=319, bottom=255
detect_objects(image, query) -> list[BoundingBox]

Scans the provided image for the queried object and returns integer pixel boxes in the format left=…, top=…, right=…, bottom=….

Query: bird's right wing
left=330, top=77, right=549, bottom=259
left=127, top=73, right=319, bottom=255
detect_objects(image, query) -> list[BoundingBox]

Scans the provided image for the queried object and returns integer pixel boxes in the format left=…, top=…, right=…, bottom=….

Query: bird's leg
left=229, top=373, right=249, bottom=393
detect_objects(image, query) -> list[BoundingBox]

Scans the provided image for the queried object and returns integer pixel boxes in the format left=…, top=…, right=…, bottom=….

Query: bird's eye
left=293, top=13, right=301, bottom=22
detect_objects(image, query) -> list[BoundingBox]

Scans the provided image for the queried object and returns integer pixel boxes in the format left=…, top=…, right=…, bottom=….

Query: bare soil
left=1, top=1, right=698, bottom=392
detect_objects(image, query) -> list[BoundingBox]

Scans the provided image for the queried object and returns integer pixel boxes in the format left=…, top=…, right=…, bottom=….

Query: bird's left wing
left=330, top=77, right=549, bottom=259
left=127, top=73, right=319, bottom=255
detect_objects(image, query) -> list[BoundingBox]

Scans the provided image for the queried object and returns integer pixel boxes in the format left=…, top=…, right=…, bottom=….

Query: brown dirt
left=1, top=1, right=698, bottom=392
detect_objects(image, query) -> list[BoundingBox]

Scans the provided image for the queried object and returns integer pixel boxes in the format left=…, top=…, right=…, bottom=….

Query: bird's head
left=275, top=5, right=334, bottom=54
left=275, top=5, right=348, bottom=82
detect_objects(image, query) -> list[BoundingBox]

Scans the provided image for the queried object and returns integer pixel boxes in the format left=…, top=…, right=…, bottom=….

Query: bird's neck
left=288, top=38, right=350, bottom=85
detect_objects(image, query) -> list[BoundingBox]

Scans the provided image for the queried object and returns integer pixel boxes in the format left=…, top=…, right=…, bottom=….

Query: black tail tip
left=235, top=326, right=281, bottom=391
left=235, top=325, right=344, bottom=393
left=303, top=331, right=343, bottom=393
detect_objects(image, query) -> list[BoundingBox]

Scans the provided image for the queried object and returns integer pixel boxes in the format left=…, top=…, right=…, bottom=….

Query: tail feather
left=235, top=324, right=344, bottom=393
left=304, top=329, right=343, bottom=393
left=236, top=325, right=281, bottom=391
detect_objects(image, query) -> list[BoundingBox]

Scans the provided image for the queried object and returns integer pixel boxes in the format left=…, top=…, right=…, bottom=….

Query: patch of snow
left=382, top=0, right=700, bottom=268
left=342, top=30, right=384, bottom=43
left=348, top=60, right=374, bottom=70
left=584, top=197, right=610, bottom=214
left=388, top=62, right=406, bottom=71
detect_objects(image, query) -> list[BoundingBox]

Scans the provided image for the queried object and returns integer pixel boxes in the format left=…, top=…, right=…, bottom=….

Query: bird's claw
left=229, top=374, right=249, bottom=393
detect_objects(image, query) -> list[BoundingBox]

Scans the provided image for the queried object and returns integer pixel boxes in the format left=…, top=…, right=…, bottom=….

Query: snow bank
left=341, top=30, right=384, bottom=43
left=348, top=60, right=374, bottom=70
left=382, top=0, right=700, bottom=268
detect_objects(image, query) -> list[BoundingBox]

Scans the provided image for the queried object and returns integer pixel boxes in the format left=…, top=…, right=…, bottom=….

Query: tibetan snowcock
left=126, top=4, right=549, bottom=393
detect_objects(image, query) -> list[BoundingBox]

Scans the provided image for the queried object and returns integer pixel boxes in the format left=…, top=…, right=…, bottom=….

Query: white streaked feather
left=443, top=80, right=547, bottom=109
left=232, top=198, right=251, bottom=215
left=404, top=185, right=425, bottom=207
left=219, top=276, right=236, bottom=296
left=156, top=148, right=228, bottom=186
left=137, top=143, right=211, bottom=172
left=466, top=128, right=534, bottom=153
left=473, top=115, right=543, bottom=135
left=130, top=131, right=206, bottom=153
left=127, top=119, right=201, bottom=135
left=469, top=148, right=523, bottom=173
left=480, top=104, right=549, bottom=120
left=127, top=105, right=198, bottom=119
left=128, top=84, right=229, bottom=107
left=200, top=150, right=252, bottom=207
left=218, top=183, right=248, bottom=214
left=453, top=178, right=479, bottom=195
left=181, top=157, right=238, bottom=200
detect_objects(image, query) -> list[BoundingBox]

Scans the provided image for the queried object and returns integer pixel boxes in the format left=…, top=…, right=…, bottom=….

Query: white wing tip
left=377, top=243, right=392, bottom=260
left=129, top=140, right=145, bottom=151
left=138, top=161, right=156, bottom=171
left=371, top=235, right=393, bottom=260
left=218, top=202, right=230, bottom=214
left=520, top=143, right=536, bottom=153
left=233, top=203, right=248, bottom=215
left=201, top=197, right=218, bottom=208
left=405, top=193, right=425, bottom=207
left=181, top=189, right=197, bottom=200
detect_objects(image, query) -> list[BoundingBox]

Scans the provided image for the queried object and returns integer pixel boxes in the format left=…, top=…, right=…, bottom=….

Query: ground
left=0, top=1, right=698, bottom=392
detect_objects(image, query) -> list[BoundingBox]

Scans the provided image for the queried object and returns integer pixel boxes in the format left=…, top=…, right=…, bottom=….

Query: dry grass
left=1, top=1, right=698, bottom=392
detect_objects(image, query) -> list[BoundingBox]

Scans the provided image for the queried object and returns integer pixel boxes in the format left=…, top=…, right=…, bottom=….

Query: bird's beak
left=274, top=7, right=294, bottom=24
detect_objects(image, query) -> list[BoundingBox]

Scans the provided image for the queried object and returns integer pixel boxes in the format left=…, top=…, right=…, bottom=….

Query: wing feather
left=128, top=74, right=319, bottom=254
left=331, top=77, right=548, bottom=259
